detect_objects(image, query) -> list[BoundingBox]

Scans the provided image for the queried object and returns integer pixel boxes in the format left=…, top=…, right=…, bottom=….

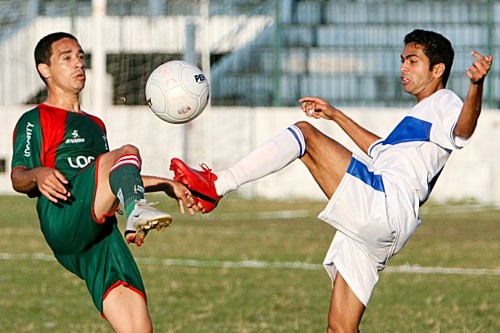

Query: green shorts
left=36, top=161, right=146, bottom=313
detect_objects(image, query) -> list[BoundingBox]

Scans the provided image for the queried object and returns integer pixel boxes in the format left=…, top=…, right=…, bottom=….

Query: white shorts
left=319, top=156, right=405, bottom=306
left=323, top=232, right=380, bottom=307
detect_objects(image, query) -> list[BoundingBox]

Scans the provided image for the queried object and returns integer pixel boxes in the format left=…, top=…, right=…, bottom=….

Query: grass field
left=0, top=194, right=499, bottom=332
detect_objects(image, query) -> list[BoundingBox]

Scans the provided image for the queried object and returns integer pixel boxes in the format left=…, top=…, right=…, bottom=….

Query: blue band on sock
left=287, top=125, right=306, bottom=157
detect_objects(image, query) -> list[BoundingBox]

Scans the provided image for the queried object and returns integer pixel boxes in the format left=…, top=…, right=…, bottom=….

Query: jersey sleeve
left=86, top=113, right=107, bottom=133
left=86, top=112, right=110, bottom=151
left=430, top=90, right=468, bottom=150
left=11, top=109, right=43, bottom=172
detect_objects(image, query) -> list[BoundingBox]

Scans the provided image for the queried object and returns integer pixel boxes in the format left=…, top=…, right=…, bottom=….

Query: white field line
left=204, top=203, right=500, bottom=221
left=420, top=203, right=500, bottom=215
left=208, top=204, right=500, bottom=220
left=1, top=252, right=499, bottom=276
left=196, top=210, right=313, bottom=221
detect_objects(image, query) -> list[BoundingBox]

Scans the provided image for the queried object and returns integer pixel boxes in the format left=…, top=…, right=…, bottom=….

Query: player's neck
left=43, top=94, right=82, bottom=113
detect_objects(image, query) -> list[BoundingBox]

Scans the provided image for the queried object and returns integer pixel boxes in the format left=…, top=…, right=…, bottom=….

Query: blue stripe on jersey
left=347, top=158, right=385, bottom=192
left=383, top=116, right=432, bottom=145
left=287, top=125, right=306, bottom=157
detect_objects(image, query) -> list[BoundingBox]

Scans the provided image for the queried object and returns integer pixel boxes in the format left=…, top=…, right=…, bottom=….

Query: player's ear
left=37, top=63, right=50, bottom=80
left=432, top=63, right=445, bottom=79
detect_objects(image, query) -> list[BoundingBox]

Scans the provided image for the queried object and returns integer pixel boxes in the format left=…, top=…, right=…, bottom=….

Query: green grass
left=0, top=194, right=499, bottom=332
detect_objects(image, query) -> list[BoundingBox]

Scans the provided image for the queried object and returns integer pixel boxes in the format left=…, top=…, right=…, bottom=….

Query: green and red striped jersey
left=11, top=104, right=109, bottom=181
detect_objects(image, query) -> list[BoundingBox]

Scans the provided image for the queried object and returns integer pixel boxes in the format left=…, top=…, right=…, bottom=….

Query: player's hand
left=164, top=180, right=195, bottom=215
left=33, top=167, right=71, bottom=203
left=298, top=96, right=340, bottom=121
left=467, top=51, right=493, bottom=84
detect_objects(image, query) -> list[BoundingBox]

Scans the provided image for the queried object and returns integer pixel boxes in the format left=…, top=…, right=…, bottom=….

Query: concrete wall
left=2, top=105, right=500, bottom=204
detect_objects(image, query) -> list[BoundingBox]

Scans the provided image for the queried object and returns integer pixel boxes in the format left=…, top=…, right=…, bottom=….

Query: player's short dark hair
left=404, top=29, right=454, bottom=87
left=34, top=32, right=78, bottom=82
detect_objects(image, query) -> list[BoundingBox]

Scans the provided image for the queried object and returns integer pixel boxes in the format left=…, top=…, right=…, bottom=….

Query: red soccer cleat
left=170, top=158, right=222, bottom=213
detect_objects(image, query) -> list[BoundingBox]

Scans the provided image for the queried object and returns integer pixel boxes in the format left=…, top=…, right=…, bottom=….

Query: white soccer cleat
left=124, top=199, right=172, bottom=246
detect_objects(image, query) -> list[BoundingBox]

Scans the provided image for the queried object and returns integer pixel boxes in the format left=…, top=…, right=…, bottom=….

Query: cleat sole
left=126, top=217, right=172, bottom=246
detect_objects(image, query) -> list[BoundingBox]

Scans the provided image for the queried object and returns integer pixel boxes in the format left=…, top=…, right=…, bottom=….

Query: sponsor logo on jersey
left=65, top=130, right=85, bottom=144
left=24, top=122, right=35, bottom=157
left=67, top=155, right=95, bottom=168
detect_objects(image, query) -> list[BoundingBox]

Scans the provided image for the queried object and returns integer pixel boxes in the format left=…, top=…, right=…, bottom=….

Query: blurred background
left=1, top=0, right=499, bottom=204
left=1, top=0, right=499, bottom=108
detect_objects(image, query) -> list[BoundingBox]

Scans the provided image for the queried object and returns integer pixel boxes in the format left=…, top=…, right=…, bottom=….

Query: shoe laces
left=199, top=163, right=215, bottom=182
left=137, top=200, right=159, bottom=208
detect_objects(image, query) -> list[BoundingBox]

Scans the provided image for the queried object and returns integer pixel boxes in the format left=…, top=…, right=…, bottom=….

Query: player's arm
left=298, top=96, right=381, bottom=154
left=11, top=166, right=70, bottom=202
left=142, top=175, right=194, bottom=215
left=10, top=112, right=71, bottom=202
left=453, top=51, right=493, bottom=139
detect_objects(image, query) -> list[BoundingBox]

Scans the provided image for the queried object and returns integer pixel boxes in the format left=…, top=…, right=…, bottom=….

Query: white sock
left=215, top=125, right=306, bottom=196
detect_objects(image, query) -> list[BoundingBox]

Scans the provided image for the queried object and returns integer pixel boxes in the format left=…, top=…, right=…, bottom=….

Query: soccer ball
left=145, top=60, right=210, bottom=124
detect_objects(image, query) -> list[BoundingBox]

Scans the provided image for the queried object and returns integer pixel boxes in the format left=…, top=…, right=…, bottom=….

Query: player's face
left=45, top=38, right=86, bottom=94
left=400, top=42, right=442, bottom=101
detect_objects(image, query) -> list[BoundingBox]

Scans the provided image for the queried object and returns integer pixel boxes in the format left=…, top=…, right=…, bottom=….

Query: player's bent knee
left=294, top=120, right=315, bottom=133
left=117, top=144, right=140, bottom=156
left=294, top=121, right=324, bottom=141
left=102, top=144, right=142, bottom=166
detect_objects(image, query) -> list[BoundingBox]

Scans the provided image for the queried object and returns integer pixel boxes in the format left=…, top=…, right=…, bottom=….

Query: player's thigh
left=295, top=121, right=352, bottom=199
left=103, top=284, right=152, bottom=332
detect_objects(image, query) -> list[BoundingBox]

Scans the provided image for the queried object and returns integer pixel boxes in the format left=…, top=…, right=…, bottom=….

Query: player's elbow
left=11, top=182, right=39, bottom=198
left=11, top=180, right=31, bottom=195
left=453, top=128, right=474, bottom=141
left=453, top=122, right=477, bottom=141
left=11, top=168, right=38, bottom=196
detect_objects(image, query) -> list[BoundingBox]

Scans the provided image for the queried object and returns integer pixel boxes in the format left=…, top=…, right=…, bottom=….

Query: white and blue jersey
left=369, top=88, right=468, bottom=206
left=320, top=89, right=468, bottom=305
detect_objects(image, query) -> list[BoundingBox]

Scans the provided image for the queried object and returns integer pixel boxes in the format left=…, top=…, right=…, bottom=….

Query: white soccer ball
left=145, top=60, right=210, bottom=124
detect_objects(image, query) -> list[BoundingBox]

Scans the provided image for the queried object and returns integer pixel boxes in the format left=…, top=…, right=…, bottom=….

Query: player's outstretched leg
left=124, top=199, right=172, bottom=246
left=170, top=158, right=221, bottom=213
left=170, top=125, right=306, bottom=213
